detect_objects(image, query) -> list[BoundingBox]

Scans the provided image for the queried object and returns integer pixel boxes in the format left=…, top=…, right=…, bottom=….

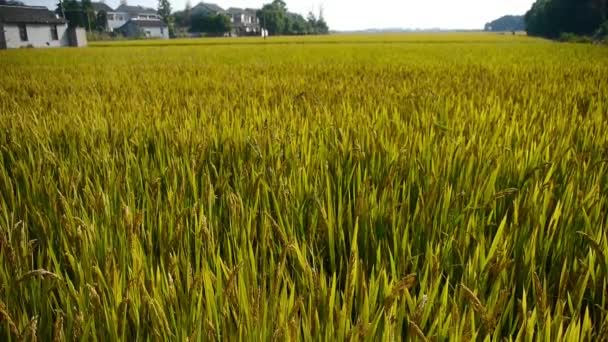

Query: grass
left=1, top=33, right=607, bottom=340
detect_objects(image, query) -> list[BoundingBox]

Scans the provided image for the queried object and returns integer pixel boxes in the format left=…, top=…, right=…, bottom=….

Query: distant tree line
left=56, top=0, right=106, bottom=31
left=0, top=0, right=25, bottom=5
left=484, top=15, right=525, bottom=32
left=256, top=0, right=329, bottom=35
left=525, top=0, right=608, bottom=38
left=50, top=0, right=329, bottom=37
left=172, top=0, right=329, bottom=36
left=189, top=12, right=231, bottom=35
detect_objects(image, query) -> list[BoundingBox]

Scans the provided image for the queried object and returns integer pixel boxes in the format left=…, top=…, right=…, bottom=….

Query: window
left=50, top=25, right=58, bottom=40
left=18, top=24, right=27, bottom=41
left=160, top=27, right=164, bottom=35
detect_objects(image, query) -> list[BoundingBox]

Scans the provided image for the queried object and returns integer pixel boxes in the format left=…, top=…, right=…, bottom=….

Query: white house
left=118, top=18, right=169, bottom=39
left=105, top=4, right=163, bottom=33
left=227, top=7, right=260, bottom=36
left=0, top=4, right=75, bottom=49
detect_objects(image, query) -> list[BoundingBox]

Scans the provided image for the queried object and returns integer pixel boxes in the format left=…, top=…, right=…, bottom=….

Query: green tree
left=484, top=15, right=525, bottom=32
left=525, top=0, right=607, bottom=38
left=257, top=0, right=288, bottom=35
left=287, top=13, right=311, bottom=35
left=56, top=0, right=86, bottom=28
left=0, top=0, right=25, bottom=5
left=173, top=10, right=190, bottom=28
left=157, top=0, right=172, bottom=23
left=82, top=0, right=94, bottom=31
left=190, top=13, right=232, bottom=35
left=95, top=10, right=107, bottom=32
left=306, top=10, right=329, bottom=34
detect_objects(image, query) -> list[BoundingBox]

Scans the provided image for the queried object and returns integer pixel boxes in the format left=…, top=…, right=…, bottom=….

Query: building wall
left=3, top=23, right=69, bottom=49
left=68, top=27, right=87, bottom=47
left=107, top=12, right=130, bottom=31
left=142, top=26, right=169, bottom=39
left=107, top=12, right=161, bottom=32
left=122, top=23, right=169, bottom=39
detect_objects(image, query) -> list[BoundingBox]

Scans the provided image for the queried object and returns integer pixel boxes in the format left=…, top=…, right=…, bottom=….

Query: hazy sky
left=23, top=0, right=535, bottom=31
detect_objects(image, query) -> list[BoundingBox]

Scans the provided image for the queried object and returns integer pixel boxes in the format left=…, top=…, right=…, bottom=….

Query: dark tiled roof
left=116, top=4, right=157, bottom=15
left=192, top=2, right=224, bottom=14
left=91, top=2, right=114, bottom=13
left=0, top=5, right=65, bottom=24
left=227, top=7, right=244, bottom=14
left=123, top=19, right=167, bottom=28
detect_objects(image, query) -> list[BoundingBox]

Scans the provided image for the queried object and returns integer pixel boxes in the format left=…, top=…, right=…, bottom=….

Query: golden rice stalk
left=384, top=273, right=417, bottom=310
left=17, top=269, right=61, bottom=283
left=0, top=302, right=20, bottom=338
left=52, top=315, right=64, bottom=342
left=408, top=320, right=428, bottom=342
left=461, top=284, right=486, bottom=314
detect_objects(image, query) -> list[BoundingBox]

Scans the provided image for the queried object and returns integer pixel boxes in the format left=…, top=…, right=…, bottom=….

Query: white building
left=118, top=18, right=169, bottom=39
left=105, top=4, right=164, bottom=33
left=227, top=7, right=260, bottom=36
left=0, top=5, right=76, bottom=49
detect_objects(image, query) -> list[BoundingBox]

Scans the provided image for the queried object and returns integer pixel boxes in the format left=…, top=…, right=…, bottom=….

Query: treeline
left=256, top=0, right=328, bottom=35
left=484, top=15, right=525, bottom=32
left=56, top=0, right=107, bottom=31
left=189, top=12, right=231, bottom=35
left=525, top=0, right=608, bottom=38
left=173, top=0, right=328, bottom=36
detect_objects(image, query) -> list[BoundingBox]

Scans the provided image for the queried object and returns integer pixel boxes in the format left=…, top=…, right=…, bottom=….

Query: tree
left=82, top=0, right=94, bottom=31
left=287, top=12, right=311, bottom=35
left=173, top=1, right=192, bottom=29
left=190, top=13, right=232, bottom=35
left=184, top=0, right=192, bottom=26
left=257, top=0, right=288, bottom=35
left=0, top=0, right=25, bottom=5
left=157, top=0, right=172, bottom=23
left=173, top=11, right=189, bottom=28
left=306, top=9, right=329, bottom=34
left=484, top=15, right=525, bottom=32
left=95, top=10, right=108, bottom=31
left=57, top=0, right=87, bottom=28
left=525, top=0, right=607, bottom=38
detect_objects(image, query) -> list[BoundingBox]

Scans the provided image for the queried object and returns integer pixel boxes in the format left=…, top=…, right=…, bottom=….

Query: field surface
left=1, top=34, right=608, bottom=340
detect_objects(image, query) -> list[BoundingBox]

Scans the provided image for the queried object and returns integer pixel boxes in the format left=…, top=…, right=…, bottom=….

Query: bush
left=86, top=31, right=126, bottom=41
left=558, top=32, right=593, bottom=43
left=594, top=21, right=608, bottom=41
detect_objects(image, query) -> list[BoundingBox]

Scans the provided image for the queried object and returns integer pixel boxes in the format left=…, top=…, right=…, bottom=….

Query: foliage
left=558, top=32, right=594, bottom=43
left=95, top=10, right=107, bottom=32
left=86, top=30, right=127, bottom=41
left=190, top=13, right=232, bottom=35
left=173, top=8, right=191, bottom=29
left=525, top=0, right=608, bottom=38
left=595, top=20, right=608, bottom=41
left=256, top=0, right=329, bottom=35
left=56, top=0, right=94, bottom=30
left=484, top=15, right=525, bottom=32
left=257, top=0, right=288, bottom=35
left=171, top=0, right=329, bottom=36
left=306, top=10, right=329, bottom=35
left=1, top=34, right=608, bottom=340
left=157, top=0, right=172, bottom=24
left=0, top=0, right=25, bottom=5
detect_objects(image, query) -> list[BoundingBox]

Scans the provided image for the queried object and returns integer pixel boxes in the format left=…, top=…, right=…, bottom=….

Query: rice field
left=1, top=34, right=607, bottom=340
